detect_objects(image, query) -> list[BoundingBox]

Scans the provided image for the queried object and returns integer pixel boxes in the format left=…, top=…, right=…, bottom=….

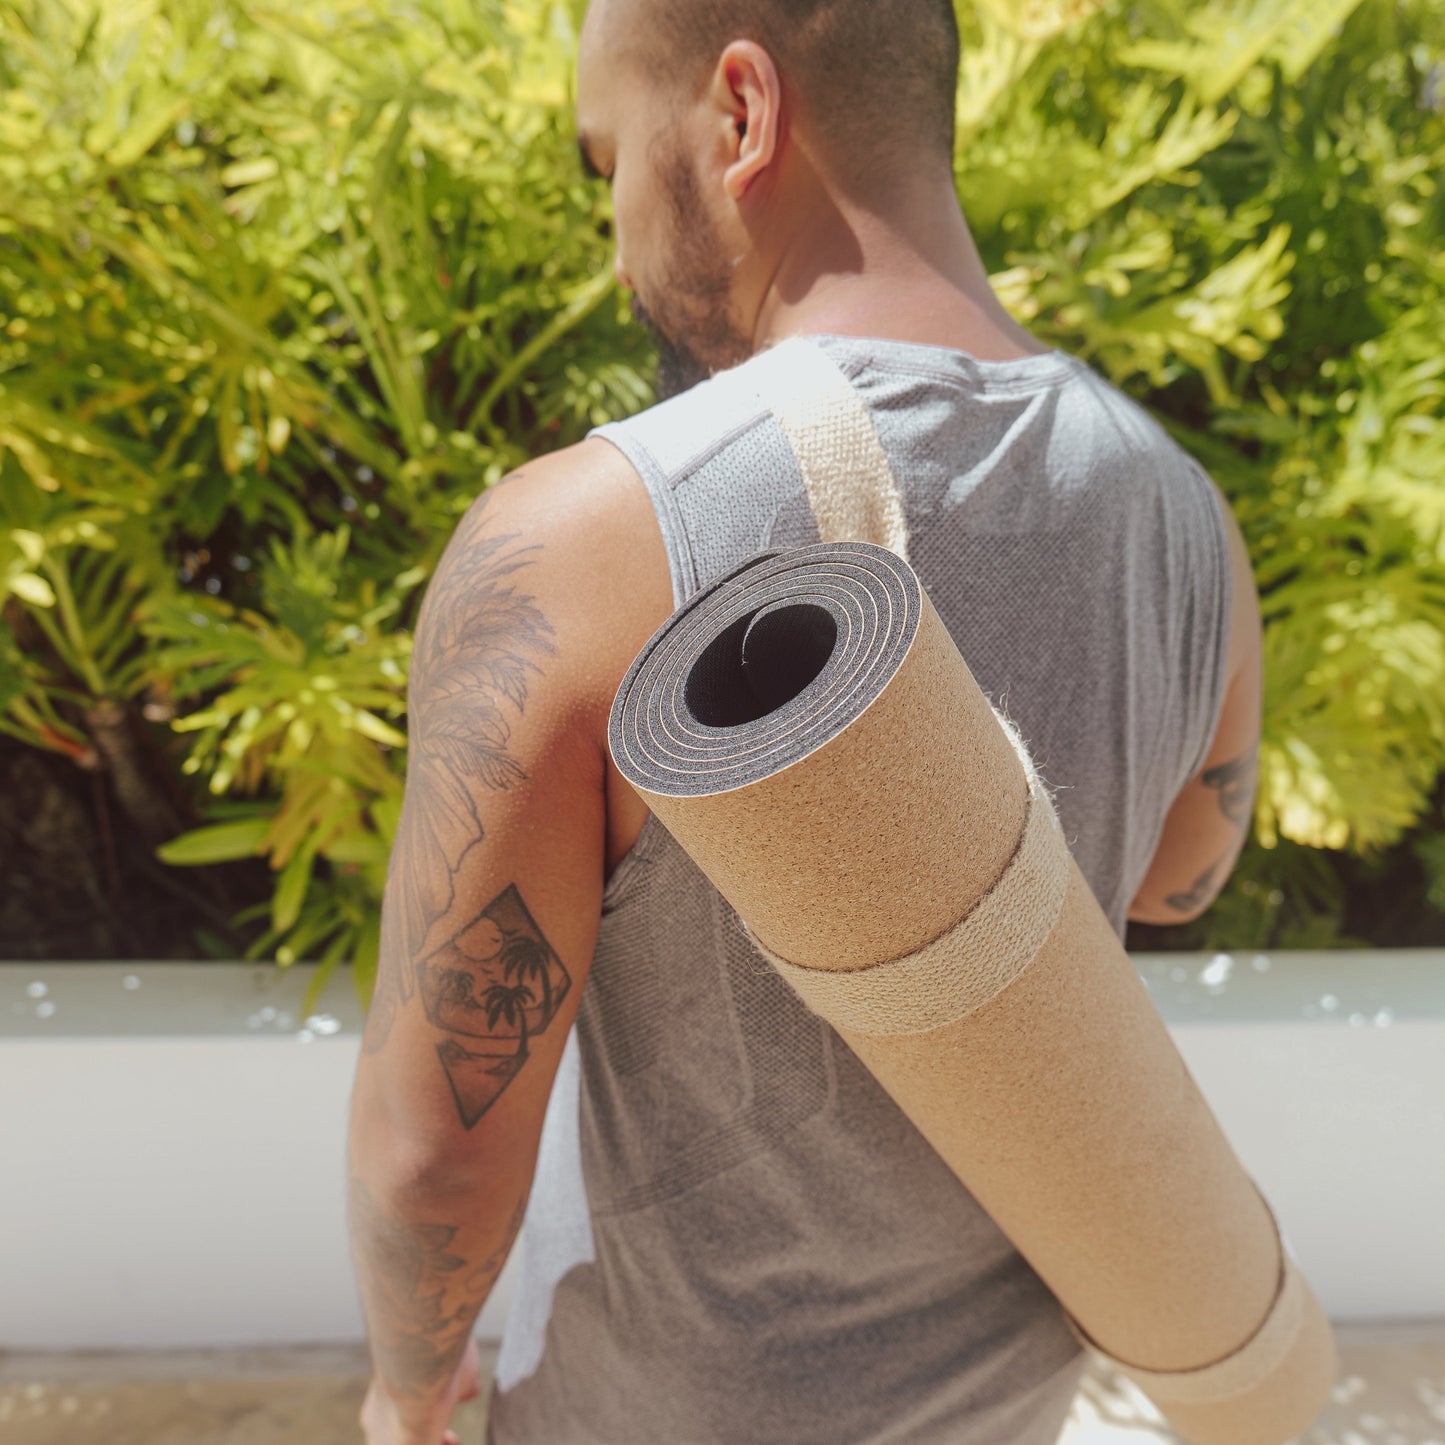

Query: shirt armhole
left=1180, top=468, right=1237, bottom=791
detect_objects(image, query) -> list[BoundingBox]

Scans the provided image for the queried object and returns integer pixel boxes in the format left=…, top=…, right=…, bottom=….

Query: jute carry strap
left=740, top=704, right=1069, bottom=1036
left=1062, top=1178, right=1305, bottom=1406
left=744, top=336, right=912, bottom=562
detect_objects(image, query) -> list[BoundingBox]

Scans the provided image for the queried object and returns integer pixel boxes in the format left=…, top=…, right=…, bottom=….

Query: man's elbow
left=1128, top=895, right=1218, bottom=928
left=1128, top=867, right=1231, bottom=927
left=348, top=1068, right=491, bottom=1192
left=349, top=1115, right=503, bottom=1204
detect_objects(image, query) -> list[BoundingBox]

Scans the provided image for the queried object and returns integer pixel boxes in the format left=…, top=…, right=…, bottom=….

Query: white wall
left=0, top=953, right=1441, bottom=1350
left=1170, top=1019, right=1444, bottom=1317
left=0, top=963, right=517, bottom=1351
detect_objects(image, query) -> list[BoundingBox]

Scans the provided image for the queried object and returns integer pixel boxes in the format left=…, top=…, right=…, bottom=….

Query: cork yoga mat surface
left=608, top=541, right=1030, bottom=971
left=608, top=540, right=1338, bottom=1445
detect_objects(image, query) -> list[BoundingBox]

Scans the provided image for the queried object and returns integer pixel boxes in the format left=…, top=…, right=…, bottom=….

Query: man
left=348, top=0, right=1263, bottom=1442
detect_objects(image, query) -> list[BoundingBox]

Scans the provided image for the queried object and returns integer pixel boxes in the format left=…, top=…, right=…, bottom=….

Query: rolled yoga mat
left=607, top=538, right=1338, bottom=1445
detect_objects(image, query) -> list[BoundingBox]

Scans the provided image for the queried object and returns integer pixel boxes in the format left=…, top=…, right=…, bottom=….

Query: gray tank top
left=487, top=334, right=1233, bottom=1445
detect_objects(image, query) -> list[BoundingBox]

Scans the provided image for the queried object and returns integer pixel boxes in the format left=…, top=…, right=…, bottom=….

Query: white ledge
left=2, top=953, right=1442, bottom=1349
left=5, top=949, right=1443, bottom=1038
left=0, top=959, right=365, bottom=1038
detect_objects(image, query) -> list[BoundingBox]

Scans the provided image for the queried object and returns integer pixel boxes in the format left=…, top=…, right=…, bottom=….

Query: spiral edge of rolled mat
left=1061, top=1181, right=1306, bottom=1406
left=741, top=708, right=1070, bottom=1037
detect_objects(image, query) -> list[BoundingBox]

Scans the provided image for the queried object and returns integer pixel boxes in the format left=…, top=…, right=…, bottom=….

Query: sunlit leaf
left=156, top=818, right=270, bottom=865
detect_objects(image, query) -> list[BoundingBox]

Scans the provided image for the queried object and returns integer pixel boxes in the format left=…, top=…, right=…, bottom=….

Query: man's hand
left=360, top=1335, right=484, bottom=1445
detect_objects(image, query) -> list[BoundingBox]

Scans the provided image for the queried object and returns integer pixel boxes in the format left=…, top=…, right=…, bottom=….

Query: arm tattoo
left=427, top=883, right=570, bottom=1128
left=363, top=481, right=572, bottom=1128
left=1164, top=855, right=1227, bottom=915
left=1202, top=746, right=1257, bottom=826
left=464, top=1193, right=528, bottom=1294
left=348, top=1177, right=526, bottom=1400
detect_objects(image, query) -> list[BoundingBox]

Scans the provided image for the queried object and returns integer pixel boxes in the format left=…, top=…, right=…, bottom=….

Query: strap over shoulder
left=744, top=336, right=911, bottom=563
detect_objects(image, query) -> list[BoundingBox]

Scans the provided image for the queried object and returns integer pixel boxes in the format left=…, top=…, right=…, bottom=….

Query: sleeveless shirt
left=486, top=334, right=1234, bottom=1445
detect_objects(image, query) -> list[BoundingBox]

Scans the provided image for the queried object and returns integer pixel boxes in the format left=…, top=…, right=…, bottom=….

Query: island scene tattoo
left=425, top=884, right=571, bottom=1128
left=363, top=488, right=571, bottom=1129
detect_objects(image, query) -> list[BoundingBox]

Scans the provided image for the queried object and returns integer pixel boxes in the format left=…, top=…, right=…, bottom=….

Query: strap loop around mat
left=742, top=708, right=1070, bottom=1038
left=1060, top=1180, right=1305, bottom=1406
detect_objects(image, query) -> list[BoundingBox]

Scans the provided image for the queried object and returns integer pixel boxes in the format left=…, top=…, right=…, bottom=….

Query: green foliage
left=0, top=0, right=649, bottom=1001
left=2, top=0, right=1443, bottom=979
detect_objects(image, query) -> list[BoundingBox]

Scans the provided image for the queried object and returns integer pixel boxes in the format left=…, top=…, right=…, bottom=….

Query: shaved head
left=604, top=0, right=961, bottom=184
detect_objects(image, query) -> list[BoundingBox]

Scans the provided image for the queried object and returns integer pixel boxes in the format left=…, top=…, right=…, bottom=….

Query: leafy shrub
left=2, top=0, right=1442, bottom=998
left=0, top=0, right=648, bottom=1001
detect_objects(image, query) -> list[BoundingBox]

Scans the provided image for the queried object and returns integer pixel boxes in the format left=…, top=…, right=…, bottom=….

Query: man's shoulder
left=440, top=438, right=675, bottom=732
left=483, top=434, right=643, bottom=525
left=470, top=435, right=671, bottom=599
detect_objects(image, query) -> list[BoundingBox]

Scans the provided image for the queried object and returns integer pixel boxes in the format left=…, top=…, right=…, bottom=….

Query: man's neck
left=747, top=183, right=1048, bottom=364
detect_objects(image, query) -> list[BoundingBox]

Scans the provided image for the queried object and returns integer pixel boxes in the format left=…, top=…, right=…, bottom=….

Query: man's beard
left=631, top=141, right=752, bottom=402
left=630, top=296, right=713, bottom=401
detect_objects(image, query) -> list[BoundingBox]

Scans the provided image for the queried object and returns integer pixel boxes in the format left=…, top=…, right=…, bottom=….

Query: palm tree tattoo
left=425, top=885, right=570, bottom=1128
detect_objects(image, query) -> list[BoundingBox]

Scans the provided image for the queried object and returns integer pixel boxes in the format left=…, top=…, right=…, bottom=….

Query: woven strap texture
left=746, top=336, right=911, bottom=561
left=741, top=708, right=1069, bottom=1037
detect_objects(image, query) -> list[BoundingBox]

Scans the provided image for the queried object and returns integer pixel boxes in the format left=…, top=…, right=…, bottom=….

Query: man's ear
left=711, top=40, right=782, bottom=200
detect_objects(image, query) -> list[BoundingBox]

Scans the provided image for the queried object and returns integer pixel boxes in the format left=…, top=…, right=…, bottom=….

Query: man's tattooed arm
left=364, top=479, right=557, bottom=1059
left=363, top=480, right=572, bottom=1131
left=346, top=462, right=617, bottom=1427
left=348, top=1177, right=526, bottom=1405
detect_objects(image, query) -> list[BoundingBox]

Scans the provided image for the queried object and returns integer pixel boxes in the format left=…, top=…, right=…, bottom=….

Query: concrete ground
left=1, top=1320, right=1442, bottom=1444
